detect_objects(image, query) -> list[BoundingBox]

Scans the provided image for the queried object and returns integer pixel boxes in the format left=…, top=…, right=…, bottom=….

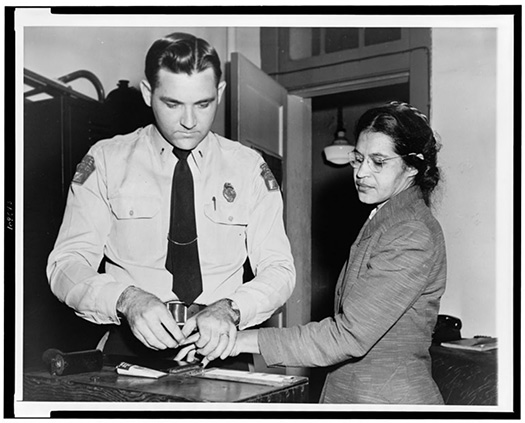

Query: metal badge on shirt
left=223, top=182, right=236, bottom=202
left=72, top=154, right=95, bottom=185
left=260, top=163, right=279, bottom=191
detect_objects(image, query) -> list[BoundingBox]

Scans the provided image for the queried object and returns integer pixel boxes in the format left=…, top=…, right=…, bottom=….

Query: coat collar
left=361, top=186, right=424, bottom=239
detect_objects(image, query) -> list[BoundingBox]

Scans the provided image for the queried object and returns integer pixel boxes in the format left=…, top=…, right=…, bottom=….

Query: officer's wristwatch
left=225, top=298, right=241, bottom=326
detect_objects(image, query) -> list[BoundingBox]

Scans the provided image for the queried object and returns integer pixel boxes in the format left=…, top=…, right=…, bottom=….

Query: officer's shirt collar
left=150, top=124, right=211, bottom=173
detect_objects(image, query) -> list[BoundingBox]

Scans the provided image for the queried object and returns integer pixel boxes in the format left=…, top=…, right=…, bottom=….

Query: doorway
left=308, top=82, right=409, bottom=402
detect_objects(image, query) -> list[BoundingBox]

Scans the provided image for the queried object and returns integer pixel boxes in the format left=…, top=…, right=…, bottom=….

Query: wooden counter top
left=23, top=366, right=308, bottom=403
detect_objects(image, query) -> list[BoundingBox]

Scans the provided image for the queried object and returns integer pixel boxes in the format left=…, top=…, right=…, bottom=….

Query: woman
left=229, top=101, right=447, bottom=404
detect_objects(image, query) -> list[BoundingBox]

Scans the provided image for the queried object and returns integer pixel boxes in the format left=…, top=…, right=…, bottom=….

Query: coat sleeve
left=227, top=157, right=296, bottom=329
left=258, top=219, right=435, bottom=367
left=46, top=146, right=131, bottom=324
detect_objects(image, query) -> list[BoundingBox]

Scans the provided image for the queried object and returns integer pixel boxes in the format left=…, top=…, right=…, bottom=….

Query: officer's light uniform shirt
left=47, top=125, right=296, bottom=329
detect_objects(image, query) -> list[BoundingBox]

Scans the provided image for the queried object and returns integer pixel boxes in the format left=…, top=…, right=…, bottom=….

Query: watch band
left=225, top=298, right=241, bottom=326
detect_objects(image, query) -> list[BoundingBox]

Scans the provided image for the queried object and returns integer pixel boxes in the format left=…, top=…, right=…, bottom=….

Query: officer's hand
left=174, top=299, right=238, bottom=363
left=116, top=286, right=183, bottom=350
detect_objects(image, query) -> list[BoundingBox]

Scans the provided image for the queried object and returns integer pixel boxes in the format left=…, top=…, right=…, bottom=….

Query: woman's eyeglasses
left=349, top=151, right=416, bottom=173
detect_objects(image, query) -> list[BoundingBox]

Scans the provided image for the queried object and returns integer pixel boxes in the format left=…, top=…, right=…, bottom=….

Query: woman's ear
left=407, top=153, right=425, bottom=176
left=408, top=166, right=419, bottom=177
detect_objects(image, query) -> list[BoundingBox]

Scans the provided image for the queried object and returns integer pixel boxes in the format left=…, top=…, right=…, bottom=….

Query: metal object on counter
left=166, top=300, right=206, bottom=326
left=167, top=361, right=204, bottom=376
left=42, top=348, right=103, bottom=376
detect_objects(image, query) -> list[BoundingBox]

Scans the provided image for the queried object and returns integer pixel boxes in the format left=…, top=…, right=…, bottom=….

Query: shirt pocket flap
left=110, top=196, right=161, bottom=219
left=204, top=202, right=248, bottom=226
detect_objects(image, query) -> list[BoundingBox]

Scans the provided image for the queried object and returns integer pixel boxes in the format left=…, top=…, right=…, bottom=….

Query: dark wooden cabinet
left=23, top=94, right=108, bottom=368
left=261, top=27, right=430, bottom=117
left=23, top=69, right=154, bottom=369
left=262, top=27, right=410, bottom=77
left=430, top=345, right=498, bottom=405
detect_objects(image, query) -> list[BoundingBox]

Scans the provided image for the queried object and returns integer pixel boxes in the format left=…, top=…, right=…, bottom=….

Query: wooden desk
left=23, top=366, right=308, bottom=403
left=430, top=345, right=497, bottom=405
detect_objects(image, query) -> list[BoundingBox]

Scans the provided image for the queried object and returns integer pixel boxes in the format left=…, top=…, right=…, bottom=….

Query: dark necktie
left=165, top=147, right=203, bottom=305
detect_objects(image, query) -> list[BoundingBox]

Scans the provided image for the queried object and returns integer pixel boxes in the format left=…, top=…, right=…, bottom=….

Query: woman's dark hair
left=354, top=101, right=441, bottom=206
left=145, top=32, right=222, bottom=89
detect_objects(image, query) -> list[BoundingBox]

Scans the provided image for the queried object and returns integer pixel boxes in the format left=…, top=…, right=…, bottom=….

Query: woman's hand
left=175, top=329, right=261, bottom=367
left=230, top=330, right=260, bottom=356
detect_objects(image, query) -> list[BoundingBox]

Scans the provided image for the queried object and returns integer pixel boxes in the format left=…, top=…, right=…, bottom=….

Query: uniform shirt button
left=129, top=210, right=134, bottom=216
left=228, top=216, right=233, bottom=222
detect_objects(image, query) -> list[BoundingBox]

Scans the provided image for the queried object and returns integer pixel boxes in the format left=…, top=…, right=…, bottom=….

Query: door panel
left=230, top=52, right=286, bottom=158
left=230, top=52, right=311, bottom=377
left=230, top=52, right=287, bottom=335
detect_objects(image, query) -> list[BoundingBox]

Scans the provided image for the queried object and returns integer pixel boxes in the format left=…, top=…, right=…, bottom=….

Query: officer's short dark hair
left=145, top=32, right=222, bottom=89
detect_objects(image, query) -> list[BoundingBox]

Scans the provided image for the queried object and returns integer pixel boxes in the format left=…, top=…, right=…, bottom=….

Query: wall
left=23, top=26, right=261, bottom=137
left=23, top=24, right=505, bottom=339
left=430, top=28, right=498, bottom=337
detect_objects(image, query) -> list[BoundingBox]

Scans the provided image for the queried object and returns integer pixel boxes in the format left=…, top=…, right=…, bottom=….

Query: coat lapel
left=334, top=187, right=424, bottom=312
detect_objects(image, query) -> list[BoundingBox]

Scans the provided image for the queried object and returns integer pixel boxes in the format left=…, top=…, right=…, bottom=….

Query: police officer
left=47, top=32, right=296, bottom=365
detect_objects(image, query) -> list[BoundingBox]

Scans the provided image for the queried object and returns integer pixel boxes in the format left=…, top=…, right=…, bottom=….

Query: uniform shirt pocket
left=201, top=202, right=248, bottom=265
left=203, top=202, right=248, bottom=226
left=108, top=195, right=163, bottom=262
left=110, top=196, right=161, bottom=219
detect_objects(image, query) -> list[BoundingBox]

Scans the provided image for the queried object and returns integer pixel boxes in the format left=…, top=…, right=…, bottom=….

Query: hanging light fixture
left=323, top=106, right=354, bottom=165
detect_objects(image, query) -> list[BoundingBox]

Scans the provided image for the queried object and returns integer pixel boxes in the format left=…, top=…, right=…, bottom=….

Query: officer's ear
left=217, top=81, right=226, bottom=104
left=140, top=80, right=152, bottom=107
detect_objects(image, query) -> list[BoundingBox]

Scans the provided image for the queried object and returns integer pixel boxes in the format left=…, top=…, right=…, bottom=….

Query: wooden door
left=230, top=53, right=312, bottom=376
left=230, top=52, right=286, bottom=159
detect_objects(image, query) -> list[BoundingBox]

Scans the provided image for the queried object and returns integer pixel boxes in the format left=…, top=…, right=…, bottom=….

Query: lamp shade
left=324, top=144, right=354, bottom=165
left=324, top=129, right=354, bottom=165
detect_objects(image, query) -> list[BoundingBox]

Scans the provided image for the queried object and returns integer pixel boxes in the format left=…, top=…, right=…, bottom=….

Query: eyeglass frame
left=348, top=150, right=418, bottom=173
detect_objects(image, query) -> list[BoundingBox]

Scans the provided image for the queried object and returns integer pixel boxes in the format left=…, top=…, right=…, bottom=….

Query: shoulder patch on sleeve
left=260, top=162, right=279, bottom=191
left=72, top=154, right=95, bottom=185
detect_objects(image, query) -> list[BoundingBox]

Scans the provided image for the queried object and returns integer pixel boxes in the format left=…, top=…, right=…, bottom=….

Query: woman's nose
left=180, top=107, right=196, bottom=129
left=355, top=158, right=371, bottom=178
